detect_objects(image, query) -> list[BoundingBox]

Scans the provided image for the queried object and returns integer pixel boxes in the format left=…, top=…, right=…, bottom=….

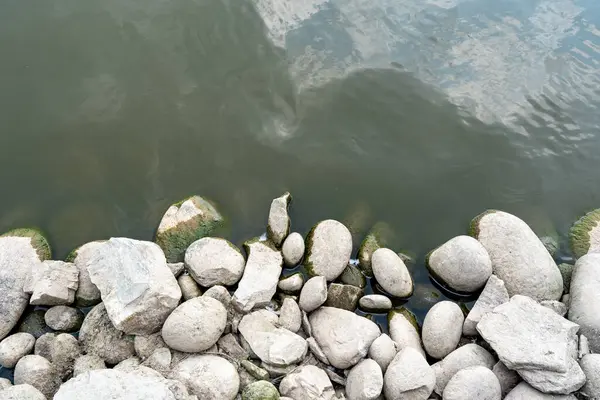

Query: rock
left=162, top=296, right=226, bottom=353
left=357, top=223, right=394, bottom=277
left=463, top=275, right=509, bottom=336
left=579, top=334, right=590, bottom=359
left=279, top=365, right=335, bottom=400
left=302, top=311, right=312, bottom=337
left=0, top=378, right=11, bottom=390
left=14, top=355, right=61, bottom=398
left=176, top=274, right=202, bottom=300
left=340, top=264, right=366, bottom=289
left=299, top=276, right=328, bottom=312
left=282, top=232, right=304, bottom=267
left=23, top=260, right=78, bottom=306
left=504, top=382, right=577, bottom=400
left=17, top=310, right=51, bottom=339
left=309, top=307, right=380, bottom=369
left=238, top=310, right=307, bottom=366
left=540, top=236, right=559, bottom=256
left=73, top=354, right=106, bottom=377
left=345, top=359, right=383, bottom=400
left=325, top=283, right=363, bottom=311
left=241, top=360, right=269, bottom=380
left=477, top=295, right=579, bottom=372
left=155, top=196, right=224, bottom=263
left=359, top=295, right=392, bottom=312
left=427, top=235, right=492, bottom=293
left=383, top=347, right=435, bottom=400
left=305, top=220, right=352, bottom=281
left=568, top=253, right=600, bottom=352
left=232, top=240, right=283, bottom=312
left=79, top=303, right=135, bottom=365
left=442, top=366, right=501, bottom=400
left=33, top=333, right=56, bottom=360
left=113, top=357, right=141, bottom=371
left=492, top=361, right=520, bottom=397
left=167, top=262, right=185, bottom=277
left=134, top=332, right=166, bottom=360
left=203, top=285, right=232, bottom=306
left=141, top=347, right=171, bottom=377
left=260, top=361, right=295, bottom=378
left=580, top=353, right=600, bottom=398
left=278, top=273, right=304, bottom=293
left=0, top=230, right=50, bottom=340
left=557, top=263, right=573, bottom=294
left=67, top=241, right=103, bottom=307
left=368, top=334, right=398, bottom=373
left=432, top=344, right=495, bottom=395
left=470, top=210, right=563, bottom=301
left=87, top=238, right=182, bottom=335
left=0, top=384, right=46, bottom=400
left=218, top=333, right=248, bottom=361
left=371, top=248, right=413, bottom=298
left=170, top=354, right=239, bottom=400
left=422, top=301, right=463, bottom=359
left=267, top=192, right=292, bottom=247
left=516, top=356, right=585, bottom=394
left=388, top=309, right=424, bottom=357
left=184, top=237, right=245, bottom=286
left=279, top=298, right=302, bottom=333
left=43, top=306, right=83, bottom=332
left=0, top=333, right=35, bottom=368
left=540, top=300, right=568, bottom=317
left=242, top=380, right=280, bottom=400
left=325, top=369, right=346, bottom=386
left=307, top=337, right=329, bottom=364
left=569, top=208, right=600, bottom=259
left=50, top=333, right=80, bottom=379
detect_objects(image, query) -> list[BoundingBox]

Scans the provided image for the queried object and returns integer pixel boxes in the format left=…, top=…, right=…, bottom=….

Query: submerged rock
left=463, top=275, right=509, bottom=336
left=422, top=301, right=463, bottom=359
left=305, top=220, right=352, bottom=281
left=24, top=260, right=78, bottom=306
left=357, top=222, right=394, bottom=277
left=371, top=248, right=412, bottom=298
left=383, top=347, right=435, bottom=400
left=184, top=237, right=245, bottom=287
left=279, top=365, right=335, bottom=400
left=568, top=253, right=600, bottom=352
left=170, top=354, right=239, bottom=400
left=282, top=232, right=304, bottom=267
left=267, top=192, right=292, bottom=247
left=569, top=208, right=600, bottom=258
left=325, top=283, right=363, bottom=311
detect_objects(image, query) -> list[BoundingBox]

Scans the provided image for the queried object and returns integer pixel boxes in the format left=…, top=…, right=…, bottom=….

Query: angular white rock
left=170, top=355, right=239, bottom=400
left=463, top=275, right=509, bottom=336
left=384, top=347, right=435, bottom=400
left=87, top=238, right=181, bottom=335
left=267, top=192, right=291, bottom=247
left=433, top=343, right=495, bottom=395
left=442, top=366, right=501, bottom=400
left=504, top=382, right=577, bottom=400
left=0, top=333, right=35, bottom=368
left=278, top=273, right=304, bottom=293
left=279, top=297, right=302, bottom=333
left=282, top=232, right=305, bottom=267
left=368, top=333, right=398, bottom=373
left=517, top=356, right=585, bottom=394
left=422, top=301, right=463, bottom=359
left=279, top=365, right=335, bottom=400
left=580, top=354, right=600, bottom=398
left=305, top=220, right=352, bottom=281
left=345, top=359, right=383, bottom=400
left=540, top=300, right=568, bottom=317
left=70, top=241, right=103, bottom=306
left=184, top=237, right=245, bottom=286
left=388, top=311, right=425, bottom=357
left=24, top=260, right=78, bottom=305
left=372, top=248, right=413, bottom=297
left=299, top=276, right=328, bottom=312
left=358, top=294, right=392, bottom=311
left=0, top=384, right=46, bottom=400
left=568, top=253, right=600, bottom=352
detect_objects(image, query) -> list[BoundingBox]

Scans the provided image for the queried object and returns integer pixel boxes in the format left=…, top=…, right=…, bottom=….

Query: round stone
left=242, top=380, right=280, bottom=400
left=0, top=333, right=35, bottom=368
left=44, top=306, right=84, bottom=332
left=345, top=359, right=383, bottom=400
left=359, top=294, right=392, bottom=312
left=299, top=276, right=328, bottom=312
left=422, top=301, right=464, bottom=359
left=372, top=248, right=413, bottom=298
left=170, top=354, right=239, bottom=400
left=282, top=232, right=305, bottom=267
left=278, top=273, right=304, bottom=293
left=443, top=366, right=501, bottom=400
left=184, top=237, right=245, bottom=287
left=305, top=220, right=352, bottom=281
left=73, top=354, right=106, bottom=377
left=14, top=354, right=61, bottom=398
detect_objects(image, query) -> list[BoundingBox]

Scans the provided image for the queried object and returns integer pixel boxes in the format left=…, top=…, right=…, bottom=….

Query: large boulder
left=66, top=241, right=103, bottom=307
left=267, top=192, right=291, bottom=247
left=0, top=229, right=51, bottom=340
left=279, top=365, right=335, bottom=400
left=470, top=210, right=563, bottom=301
left=568, top=253, right=600, bottom=352
left=463, top=275, right=509, bottom=336
left=155, top=196, right=224, bottom=263
left=87, top=238, right=181, bottom=335
left=170, top=354, right=239, bottom=400
left=24, top=260, right=78, bottom=306
left=184, top=237, right=245, bottom=287
left=305, top=220, right=352, bottom=281
left=371, top=248, right=413, bottom=298
left=569, top=208, right=600, bottom=259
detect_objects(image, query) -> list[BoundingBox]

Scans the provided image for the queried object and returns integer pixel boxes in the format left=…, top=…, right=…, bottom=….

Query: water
left=1, top=0, right=600, bottom=323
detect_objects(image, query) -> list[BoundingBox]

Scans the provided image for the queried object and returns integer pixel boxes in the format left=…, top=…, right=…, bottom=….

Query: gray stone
left=427, top=235, right=492, bottom=293
left=141, top=347, right=171, bottom=377
left=471, top=211, right=563, bottom=301
left=113, top=357, right=141, bottom=371
left=24, top=260, right=78, bottom=306
left=278, top=273, right=304, bottom=293
left=325, top=283, right=363, bottom=311
left=241, top=360, right=269, bottom=380
left=279, top=365, right=335, bottom=400
left=557, top=263, right=573, bottom=294
left=17, top=310, right=51, bottom=339
left=134, top=332, right=166, bottom=361
left=463, top=275, right=509, bottom=336
left=33, top=333, right=56, bottom=360
left=541, top=236, right=559, bottom=256
left=368, top=334, right=398, bottom=373
left=87, top=238, right=182, bottom=335
left=432, top=344, right=495, bottom=395
left=73, top=354, right=106, bottom=377
left=325, top=369, right=346, bottom=387
left=580, top=353, right=600, bottom=398
left=302, top=310, right=312, bottom=336
left=359, top=295, right=392, bottom=312
left=422, top=301, right=463, bottom=359
left=492, top=361, right=520, bottom=398
left=0, top=333, right=35, bottom=368
left=0, top=384, right=46, bottom=400
left=517, top=356, right=585, bottom=394
left=267, top=192, right=291, bottom=247
left=203, top=285, right=232, bottom=306
left=184, top=237, right=245, bottom=286
left=282, top=232, right=304, bottom=267
left=44, top=306, right=83, bottom=332
left=232, top=241, right=283, bottom=312
left=242, top=380, right=279, bottom=400
left=340, top=264, right=366, bottom=289
left=372, top=248, right=412, bottom=298
left=260, top=361, right=295, bottom=378
left=309, top=307, right=380, bottom=369
left=383, top=347, right=435, bottom=400
left=279, top=298, right=302, bottom=333
left=305, top=220, right=352, bottom=281
left=167, top=262, right=185, bottom=277
left=388, top=309, right=424, bottom=357
left=568, top=253, right=600, bottom=352
left=345, top=359, right=383, bottom=400
left=299, top=276, right=328, bottom=312
left=540, top=300, right=568, bottom=317
left=170, top=354, right=239, bottom=400
left=69, top=241, right=103, bottom=307
left=578, top=334, right=590, bottom=359
left=49, top=333, right=80, bottom=379
left=442, top=366, right=501, bottom=400
left=162, top=296, right=227, bottom=353
left=569, top=208, right=600, bottom=259
left=357, top=223, right=394, bottom=277
left=504, top=382, right=577, bottom=400
left=307, top=337, right=329, bottom=364
left=218, top=334, right=249, bottom=361
left=0, top=378, right=11, bottom=390
left=14, top=355, right=61, bottom=399
left=177, top=274, right=202, bottom=300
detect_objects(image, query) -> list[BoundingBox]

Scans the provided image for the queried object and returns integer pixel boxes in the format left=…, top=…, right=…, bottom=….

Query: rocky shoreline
left=0, top=193, right=599, bottom=399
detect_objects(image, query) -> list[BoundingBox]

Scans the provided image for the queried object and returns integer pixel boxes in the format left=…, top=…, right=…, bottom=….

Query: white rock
left=0, top=378, right=11, bottom=390
left=358, top=295, right=392, bottom=312
left=33, top=333, right=55, bottom=360
left=388, top=310, right=425, bottom=357
left=472, top=211, right=563, bottom=301
left=516, top=356, right=585, bottom=394
left=345, top=359, right=383, bottom=400
left=141, top=347, right=171, bottom=377
left=73, top=354, right=106, bottom=377
left=428, top=235, right=492, bottom=293
left=232, top=241, right=283, bottom=312
left=184, top=237, right=245, bottom=286
left=578, top=334, right=590, bottom=359
left=44, top=306, right=83, bottom=332
left=580, top=353, right=600, bottom=398
left=443, top=366, right=501, bottom=400
left=0, top=384, right=46, bottom=400
left=540, top=300, right=568, bottom=317
left=568, top=252, right=600, bottom=352
left=202, top=285, right=231, bottom=306
left=279, top=298, right=302, bottom=333
left=504, top=382, right=577, bottom=399
left=282, top=232, right=305, bottom=267
left=70, top=241, right=103, bottom=306
left=162, top=296, right=226, bottom=353
left=433, top=344, right=495, bottom=395
left=422, top=301, right=464, bottom=359
left=309, top=307, right=380, bottom=369
left=307, top=337, right=330, bottom=364
left=278, top=273, right=304, bottom=293
left=368, top=333, right=398, bottom=373
left=24, top=261, right=78, bottom=306
left=463, top=275, right=509, bottom=336
left=299, top=276, right=328, bottom=312
left=267, top=192, right=291, bottom=247
left=50, top=333, right=80, bottom=379
left=384, top=347, right=435, bottom=400
left=170, top=354, right=239, bottom=400
left=0, top=333, right=35, bottom=368
left=305, top=220, right=352, bottom=281
left=14, top=355, right=61, bottom=399
left=371, top=248, right=413, bottom=297
left=167, top=262, right=185, bottom=277
left=176, top=274, right=201, bottom=300
left=238, top=310, right=307, bottom=366
left=492, top=361, right=520, bottom=397
left=279, top=365, right=335, bottom=400
left=134, top=332, right=166, bottom=361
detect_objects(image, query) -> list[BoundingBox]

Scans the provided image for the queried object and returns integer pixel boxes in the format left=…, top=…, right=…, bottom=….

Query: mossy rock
left=155, top=196, right=224, bottom=262
left=340, top=264, right=366, bottom=288
left=569, top=209, right=600, bottom=259
left=357, top=222, right=395, bottom=277
left=388, top=307, right=420, bottom=331
left=1, top=227, right=51, bottom=260
left=325, top=283, right=363, bottom=311
left=241, top=380, right=280, bottom=400
left=468, top=210, right=499, bottom=238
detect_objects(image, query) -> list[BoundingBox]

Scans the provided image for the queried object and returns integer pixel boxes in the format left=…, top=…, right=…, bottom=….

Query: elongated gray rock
left=299, top=276, right=328, bottom=312
left=368, top=334, right=398, bottom=373
left=568, top=253, right=600, bottom=352
left=309, top=307, right=380, bottom=369
left=50, top=333, right=81, bottom=380
left=170, top=355, right=239, bottom=400
left=0, top=333, right=35, bottom=368
left=443, top=366, right=501, bottom=400
left=176, top=274, right=201, bottom=300
left=372, top=248, right=413, bottom=297
left=0, top=384, right=46, bottom=400
left=87, top=238, right=181, bottom=335
left=24, top=260, right=78, bottom=305
left=184, top=237, right=245, bottom=286
left=433, top=344, right=495, bottom=395
left=279, top=365, right=335, bottom=400
left=345, top=359, right=383, bottom=400
left=384, top=347, right=435, bottom=400
left=463, top=275, right=509, bottom=336
left=359, top=294, right=392, bottom=311
left=422, top=301, right=463, bottom=359
left=282, top=232, right=305, bottom=267
left=504, top=382, right=577, bottom=400
left=267, top=192, right=291, bottom=247
left=427, top=235, right=492, bottom=292
left=580, top=353, right=600, bottom=398
left=232, top=241, right=283, bottom=312
left=14, top=355, right=61, bottom=398
left=305, top=220, right=352, bottom=281
left=388, top=309, right=424, bottom=357
left=470, top=211, right=563, bottom=301
left=68, top=241, right=103, bottom=307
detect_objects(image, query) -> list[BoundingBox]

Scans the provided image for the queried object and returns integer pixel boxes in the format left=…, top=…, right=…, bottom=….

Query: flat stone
left=580, top=353, right=600, bottom=398
left=282, top=232, right=305, bottom=267
left=44, top=306, right=83, bottom=332
left=504, top=382, right=577, bottom=400
left=242, top=380, right=279, bottom=400
left=471, top=210, right=563, bottom=301
left=279, top=365, right=335, bottom=400
left=309, top=307, right=380, bottom=369
left=307, top=337, right=329, bottom=364
left=388, top=309, right=424, bottom=357
left=305, top=220, right=352, bottom=281
left=422, top=301, right=463, bottom=359
left=442, top=366, right=501, bottom=400
left=134, top=332, right=166, bottom=361
left=73, top=354, right=106, bottom=377
left=299, top=276, right=328, bottom=312
left=372, top=248, right=413, bottom=297
left=340, top=264, right=367, bottom=289
left=176, top=274, right=202, bottom=300
left=359, top=294, right=392, bottom=312
left=517, top=356, right=585, bottom=394
left=14, top=355, right=61, bottom=399
left=0, top=384, right=46, bottom=400
left=463, top=275, right=509, bottom=336
left=24, top=260, right=78, bottom=306
left=68, top=241, right=103, bottom=307
left=184, top=237, right=245, bottom=286
left=0, top=333, right=35, bottom=368
left=267, top=192, right=291, bottom=247
left=492, top=361, right=520, bottom=398
left=232, top=241, right=283, bottom=312
left=432, top=343, right=495, bottom=395
left=170, top=354, right=239, bottom=400
left=278, top=273, right=304, bottom=293
left=568, top=252, right=600, bottom=352
left=540, top=300, right=568, bottom=317
left=427, top=235, right=492, bottom=292
left=345, top=359, right=383, bottom=400
left=325, top=283, right=363, bottom=311
left=383, top=347, right=435, bottom=400
left=368, top=333, right=398, bottom=373
left=569, top=208, right=600, bottom=259
left=279, top=298, right=302, bottom=333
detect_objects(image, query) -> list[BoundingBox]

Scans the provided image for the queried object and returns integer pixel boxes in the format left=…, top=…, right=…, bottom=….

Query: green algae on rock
left=155, top=196, right=224, bottom=262
left=304, top=220, right=352, bottom=281
left=569, top=208, right=600, bottom=259
left=1, top=227, right=51, bottom=261
left=242, top=380, right=280, bottom=400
